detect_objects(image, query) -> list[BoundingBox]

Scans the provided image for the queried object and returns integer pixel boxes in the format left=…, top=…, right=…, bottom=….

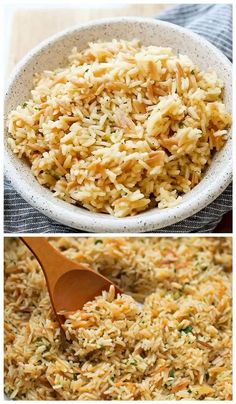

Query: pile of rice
left=4, top=237, right=232, bottom=400
left=7, top=40, right=231, bottom=217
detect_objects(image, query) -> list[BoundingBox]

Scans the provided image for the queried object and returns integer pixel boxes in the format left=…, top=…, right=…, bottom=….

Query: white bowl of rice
left=4, top=17, right=232, bottom=232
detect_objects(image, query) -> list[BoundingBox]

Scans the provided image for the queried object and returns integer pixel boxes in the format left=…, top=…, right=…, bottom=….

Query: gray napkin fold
left=4, top=4, right=232, bottom=233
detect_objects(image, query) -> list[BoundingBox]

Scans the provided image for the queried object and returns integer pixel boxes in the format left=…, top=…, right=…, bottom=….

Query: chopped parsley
left=9, top=257, right=17, bottom=266
left=95, top=240, right=103, bottom=245
left=22, top=102, right=28, bottom=108
left=180, top=325, right=193, bottom=334
left=35, top=337, right=51, bottom=351
left=169, top=369, right=175, bottom=378
left=188, top=389, right=192, bottom=393
left=45, top=170, right=61, bottom=180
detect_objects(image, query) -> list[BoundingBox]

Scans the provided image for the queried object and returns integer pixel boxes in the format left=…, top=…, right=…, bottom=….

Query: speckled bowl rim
left=4, top=16, right=232, bottom=233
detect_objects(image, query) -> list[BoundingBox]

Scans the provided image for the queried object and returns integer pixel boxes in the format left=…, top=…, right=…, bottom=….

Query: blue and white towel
left=4, top=4, right=232, bottom=233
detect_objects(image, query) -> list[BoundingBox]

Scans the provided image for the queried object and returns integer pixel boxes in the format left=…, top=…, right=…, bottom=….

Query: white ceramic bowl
left=4, top=17, right=232, bottom=233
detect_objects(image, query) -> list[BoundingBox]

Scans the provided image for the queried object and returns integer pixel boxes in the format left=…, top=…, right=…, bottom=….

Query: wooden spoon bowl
left=21, top=237, right=122, bottom=326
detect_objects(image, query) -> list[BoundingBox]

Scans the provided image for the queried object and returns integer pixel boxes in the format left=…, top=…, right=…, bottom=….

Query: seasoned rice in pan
left=4, top=237, right=232, bottom=400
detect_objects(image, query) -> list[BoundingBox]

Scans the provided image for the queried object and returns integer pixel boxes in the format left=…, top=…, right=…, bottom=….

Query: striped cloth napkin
left=4, top=3, right=232, bottom=233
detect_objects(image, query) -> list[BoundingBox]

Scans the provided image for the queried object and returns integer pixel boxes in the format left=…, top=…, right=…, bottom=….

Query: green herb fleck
left=73, top=373, right=79, bottom=381
left=188, top=389, right=192, bottom=393
left=174, top=268, right=177, bottom=273
left=130, top=359, right=138, bottom=366
left=95, top=240, right=103, bottom=245
left=22, top=102, right=28, bottom=108
left=9, top=257, right=17, bottom=266
left=35, top=337, right=51, bottom=351
left=201, top=266, right=208, bottom=271
left=44, top=344, right=51, bottom=352
left=53, top=173, right=61, bottom=180
left=45, top=170, right=61, bottom=180
left=180, top=325, right=193, bottom=334
left=190, top=69, right=195, bottom=74
left=169, top=369, right=175, bottom=378
left=110, top=376, right=115, bottom=382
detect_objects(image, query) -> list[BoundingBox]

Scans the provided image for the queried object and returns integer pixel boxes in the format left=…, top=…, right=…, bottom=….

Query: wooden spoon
left=21, top=237, right=122, bottom=325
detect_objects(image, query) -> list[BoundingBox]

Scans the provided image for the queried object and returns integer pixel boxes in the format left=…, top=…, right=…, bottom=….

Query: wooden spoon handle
left=21, top=237, right=78, bottom=290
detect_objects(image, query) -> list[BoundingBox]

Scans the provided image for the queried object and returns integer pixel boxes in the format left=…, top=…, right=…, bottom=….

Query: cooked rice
left=7, top=40, right=231, bottom=217
left=4, top=237, right=232, bottom=400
